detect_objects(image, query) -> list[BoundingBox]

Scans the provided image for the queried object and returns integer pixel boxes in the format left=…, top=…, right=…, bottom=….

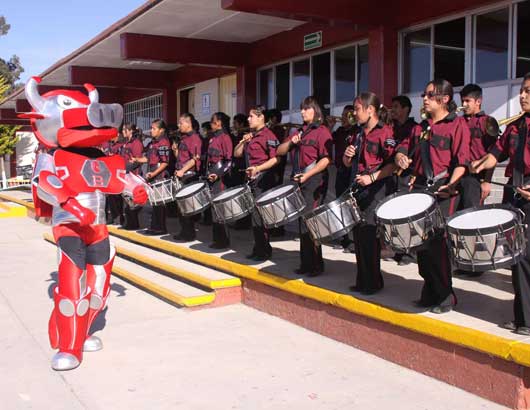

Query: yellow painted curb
left=0, top=202, right=27, bottom=218
left=107, top=225, right=530, bottom=368
left=43, top=233, right=215, bottom=307
left=0, top=192, right=35, bottom=210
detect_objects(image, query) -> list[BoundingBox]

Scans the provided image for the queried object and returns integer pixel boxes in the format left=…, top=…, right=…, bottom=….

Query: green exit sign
left=304, top=31, right=322, bottom=51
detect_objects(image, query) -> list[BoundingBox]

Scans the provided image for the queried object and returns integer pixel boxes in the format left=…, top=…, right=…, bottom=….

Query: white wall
left=194, top=78, right=219, bottom=125
left=16, top=131, right=38, bottom=167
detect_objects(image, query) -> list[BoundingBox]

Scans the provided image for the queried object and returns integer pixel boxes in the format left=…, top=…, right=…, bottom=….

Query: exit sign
left=304, top=31, right=322, bottom=51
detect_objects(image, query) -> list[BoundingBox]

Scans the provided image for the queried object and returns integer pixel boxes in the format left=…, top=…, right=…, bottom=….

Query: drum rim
left=174, top=181, right=208, bottom=200
left=452, top=252, right=524, bottom=272
left=212, top=184, right=249, bottom=203
left=446, top=203, right=519, bottom=235
left=262, top=209, right=303, bottom=228
left=255, top=183, right=298, bottom=206
left=304, top=194, right=357, bottom=218
left=375, top=191, right=436, bottom=224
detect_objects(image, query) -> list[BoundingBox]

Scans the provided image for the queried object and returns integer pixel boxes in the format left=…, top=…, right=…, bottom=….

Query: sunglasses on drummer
left=421, top=91, right=443, bottom=99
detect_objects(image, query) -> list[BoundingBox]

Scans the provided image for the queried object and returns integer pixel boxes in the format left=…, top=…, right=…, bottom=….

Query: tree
left=0, top=75, right=20, bottom=188
left=0, top=16, right=10, bottom=36
left=0, top=16, right=23, bottom=94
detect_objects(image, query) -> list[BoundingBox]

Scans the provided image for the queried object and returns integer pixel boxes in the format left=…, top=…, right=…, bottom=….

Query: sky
left=1, top=0, right=146, bottom=83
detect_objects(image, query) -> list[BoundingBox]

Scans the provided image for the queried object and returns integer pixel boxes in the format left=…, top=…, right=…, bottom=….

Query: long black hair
left=300, top=96, right=324, bottom=124
left=354, top=92, right=392, bottom=125
left=212, top=112, right=231, bottom=134
left=427, top=79, right=458, bottom=113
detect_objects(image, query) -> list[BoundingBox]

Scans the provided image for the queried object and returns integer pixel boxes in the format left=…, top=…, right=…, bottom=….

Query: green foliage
left=0, top=75, right=19, bottom=156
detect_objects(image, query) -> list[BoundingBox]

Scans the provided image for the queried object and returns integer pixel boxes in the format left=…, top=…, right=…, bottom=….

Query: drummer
left=234, top=105, right=280, bottom=261
left=395, top=79, right=470, bottom=313
left=172, top=113, right=202, bottom=242
left=206, top=112, right=234, bottom=249
left=277, top=96, right=332, bottom=277
left=121, top=123, right=145, bottom=230
left=133, top=119, right=171, bottom=236
left=342, top=92, right=397, bottom=295
left=469, top=73, right=530, bottom=335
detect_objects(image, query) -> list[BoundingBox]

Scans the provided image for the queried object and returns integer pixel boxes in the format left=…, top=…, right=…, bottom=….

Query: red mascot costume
left=20, top=77, right=148, bottom=370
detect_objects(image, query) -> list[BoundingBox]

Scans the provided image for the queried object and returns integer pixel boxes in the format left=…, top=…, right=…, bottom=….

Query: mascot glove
left=132, top=185, right=148, bottom=205
left=62, top=197, right=96, bottom=226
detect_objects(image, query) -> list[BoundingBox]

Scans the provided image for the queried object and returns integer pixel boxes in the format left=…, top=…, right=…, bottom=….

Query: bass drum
left=211, top=184, right=255, bottom=224
left=255, top=183, right=306, bottom=228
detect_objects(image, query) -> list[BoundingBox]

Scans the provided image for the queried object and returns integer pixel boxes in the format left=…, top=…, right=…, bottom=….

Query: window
left=258, top=68, right=273, bottom=108
left=403, top=28, right=430, bottom=94
left=475, top=8, right=509, bottom=83
left=434, top=18, right=465, bottom=87
left=517, top=1, right=530, bottom=78
left=358, top=44, right=370, bottom=93
left=293, top=59, right=310, bottom=107
left=312, top=52, right=331, bottom=107
left=275, top=64, right=290, bottom=111
left=335, top=46, right=356, bottom=103
left=257, top=41, right=368, bottom=111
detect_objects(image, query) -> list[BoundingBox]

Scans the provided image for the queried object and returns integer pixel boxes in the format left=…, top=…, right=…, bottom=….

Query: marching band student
left=234, top=105, right=280, bottom=261
left=277, top=96, right=332, bottom=277
left=207, top=112, right=233, bottom=249
left=231, top=113, right=252, bottom=230
left=470, top=73, right=530, bottom=335
left=134, top=119, right=171, bottom=236
left=395, top=79, right=470, bottom=313
left=391, top=95, right=419, bottom=266
left=455, top=84, right=498, bottom=277
left=343, top=93, right=397, bottom=295
left=459, top=84, right=497, bottom=208
left=103, top=133, right=125, bottom=225
left=172, top=113, right=202, bottom=242
left=332, top=105, right=358, bottom=251
left=121, top=123, right=145, bottom=230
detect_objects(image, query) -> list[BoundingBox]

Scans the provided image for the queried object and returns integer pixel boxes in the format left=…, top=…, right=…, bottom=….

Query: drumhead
left=214, top=186, right=245, bottom=201
left=376, top=193, right=433, bottom=220
left=175, top=182, right=204, bottom=198
left=448, top=208, right=515, bottom=229
left=256, top=184, right=294, bottom=203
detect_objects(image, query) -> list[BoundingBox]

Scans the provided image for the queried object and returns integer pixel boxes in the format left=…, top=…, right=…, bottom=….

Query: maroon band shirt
left=290, top=123, right=332, bottom=170
left=147, top=135, right=171, bottom=175
left=397, top=112, right=471, bottom=177
left=490, top=114, right=530, bottom=178
left=357, top=121, right=396, bottom=174
left=207, top=130, right=233, bottom=166
left=245, top=127, right=279, bottom=166
left=176, top=132, right=202, bottom=172
left=464, top=111, right=498, bottom=161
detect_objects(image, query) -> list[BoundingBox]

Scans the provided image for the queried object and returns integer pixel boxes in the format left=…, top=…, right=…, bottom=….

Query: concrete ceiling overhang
left=1, top=0, right=303, bottom=110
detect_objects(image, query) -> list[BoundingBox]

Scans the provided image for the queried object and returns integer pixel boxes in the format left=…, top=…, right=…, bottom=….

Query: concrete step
left=0, top=201, right=27, bottom=218
left=43, top=233, right=215, bottom=308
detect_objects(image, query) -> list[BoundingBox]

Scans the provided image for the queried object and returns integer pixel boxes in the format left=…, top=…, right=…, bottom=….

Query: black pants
left=249, top=174, right=275, bottom=256
left=459, top=174, right=482, bottom=209
left=503, top=184, right=530, bottom=327
left=106, top=195, right=123, bottom=223
left=352, top=179, right=389, bottom=292
left=176, top=175, right=198, bottom=239
left=414, top=180, right=458, bottom=305
left=299, top=173, right=328, bottom=273
left=123, top=203, right=141, bottom=230
left=210, top=178, right=230, bottom=246
left=150, top=205, right=167, bottom=233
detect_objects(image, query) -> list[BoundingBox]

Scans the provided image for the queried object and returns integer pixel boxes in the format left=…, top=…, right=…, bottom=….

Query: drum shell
left=375, top=193, right=444, bottom=253
left=211, top=185, right=255, bottom=223
left=304, top=195, right=361, bottom=244
left=255, top=184, right=306, bottom=228
left=148, top=178, right=182, bottom=206
left=446, top=205, right=527, bottom=271
left=175, top=183, right=212, bottom=216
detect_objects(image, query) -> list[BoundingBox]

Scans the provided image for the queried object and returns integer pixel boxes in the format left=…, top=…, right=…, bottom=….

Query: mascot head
left=18, top=76, right=123, bottom=149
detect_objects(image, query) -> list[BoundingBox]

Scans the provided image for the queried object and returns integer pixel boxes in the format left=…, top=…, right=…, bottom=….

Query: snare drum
left=375, top=192, right=444, bottom=253
left=446, top=205, right=526, bottom=272
left=174, top=181, right=211, bottom=216
left=211, top=184, right=254, bottom=223
left=304, top=193, right=361, bottom=244
left=255, top=184, right=306, bottom=228
left=122, top=174, right=152, bottom=210
left=148, top=178, right=181, bottom=206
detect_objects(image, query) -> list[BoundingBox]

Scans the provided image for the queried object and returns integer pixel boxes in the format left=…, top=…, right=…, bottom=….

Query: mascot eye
left=57, top=96, right=80, bottom=109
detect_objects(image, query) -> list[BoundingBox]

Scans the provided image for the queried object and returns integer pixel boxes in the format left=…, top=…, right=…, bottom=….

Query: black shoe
left=397, top=254, right=415, bottom=266
left=173, top=233, right=195, bottom=241
left=412, top=299, right=435, bottom=308
left=500, top=321, right=517, bottom=331
left=429, top=295, right=455, bottom=314
left=361, top=287, right=382, bottom=295
left=294, top=268, right=307, bottom=275
left=515, top=326, right=530, bottom=336
left=252, top=254, right=271, bottom=262
left=349, top=285, right=361, bottom=292
left=246, top=252, right=257, bottom=259
left=343, top=243, right=356, bottom=254
left=209, top=242, right=228, bottom=249
left=307, top=270, right=323, bottom=277
left=140, top=229, right=166, bottom=236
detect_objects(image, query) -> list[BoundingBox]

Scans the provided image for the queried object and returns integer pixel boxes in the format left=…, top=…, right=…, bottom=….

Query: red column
left=236, top=66, right=256, bottom=114
left=368, top=26, right=398, bottom=106
left=163, top=88, right=178, bottom=125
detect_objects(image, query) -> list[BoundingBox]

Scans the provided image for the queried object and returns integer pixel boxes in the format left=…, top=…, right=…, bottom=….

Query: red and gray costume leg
left=49, top=224, right=112, bottom=370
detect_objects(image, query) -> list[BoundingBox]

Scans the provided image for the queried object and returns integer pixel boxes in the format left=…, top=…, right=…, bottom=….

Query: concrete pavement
left=0, top=217, right=507, bottom=410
